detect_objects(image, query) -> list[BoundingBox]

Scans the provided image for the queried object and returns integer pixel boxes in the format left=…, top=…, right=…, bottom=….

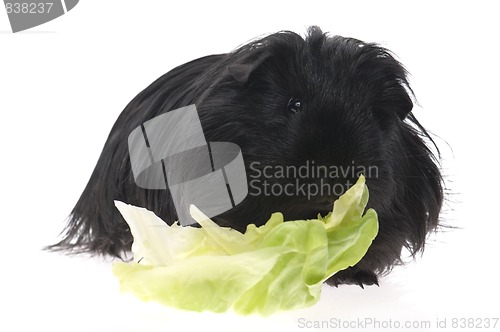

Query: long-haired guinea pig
left=49, top=26, right=443, bottom=287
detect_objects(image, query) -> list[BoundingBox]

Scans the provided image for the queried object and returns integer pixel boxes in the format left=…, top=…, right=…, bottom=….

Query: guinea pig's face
left=198, top=33, right=441, bottom=253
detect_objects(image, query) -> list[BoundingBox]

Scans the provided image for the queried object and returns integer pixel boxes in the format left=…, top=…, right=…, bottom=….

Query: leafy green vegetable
left=113, top=175, right=378, bottom=315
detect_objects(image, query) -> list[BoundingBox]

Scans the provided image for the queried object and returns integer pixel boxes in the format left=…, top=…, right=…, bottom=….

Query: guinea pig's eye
left=287, top=98, right=302, bottom=113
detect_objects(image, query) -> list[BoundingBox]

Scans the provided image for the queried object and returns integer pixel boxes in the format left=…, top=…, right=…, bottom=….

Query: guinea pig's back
left=47, top=53, right=227, bottom=257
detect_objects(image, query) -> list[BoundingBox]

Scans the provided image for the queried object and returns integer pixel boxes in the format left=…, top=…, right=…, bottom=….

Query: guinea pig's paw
left=326, top=267, right=379, bottom=289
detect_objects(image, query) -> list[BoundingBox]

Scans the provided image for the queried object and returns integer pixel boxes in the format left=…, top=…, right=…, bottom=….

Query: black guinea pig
left=49, top=26, right=443, bottom=287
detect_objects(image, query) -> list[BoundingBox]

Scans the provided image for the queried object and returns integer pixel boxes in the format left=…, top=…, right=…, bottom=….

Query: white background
left=1, top=1, right=499, bottom=331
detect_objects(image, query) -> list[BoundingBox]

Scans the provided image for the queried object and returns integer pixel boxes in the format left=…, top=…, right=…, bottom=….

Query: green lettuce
left=113, top=175, right=378, bottom=315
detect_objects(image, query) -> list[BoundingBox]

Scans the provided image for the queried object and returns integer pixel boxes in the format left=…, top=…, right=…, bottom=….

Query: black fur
left=48, top=27, right=443, bottom=287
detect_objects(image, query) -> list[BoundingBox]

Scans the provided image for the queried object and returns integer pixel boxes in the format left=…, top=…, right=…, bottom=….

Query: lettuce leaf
left=113, top=175, right=379, bottom=315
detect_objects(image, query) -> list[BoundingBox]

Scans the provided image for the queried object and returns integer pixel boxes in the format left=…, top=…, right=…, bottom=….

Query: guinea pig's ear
left=227, top=52, right=271, bottom=83
left=227, top=64, right=255, bottom=83
left=375, top=83, right=414, bottom=120
left=398, top=92, right=413, bottom=119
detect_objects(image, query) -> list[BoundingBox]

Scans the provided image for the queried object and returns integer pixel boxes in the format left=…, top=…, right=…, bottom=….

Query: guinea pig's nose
left=310, top=196, right=336, bottom=211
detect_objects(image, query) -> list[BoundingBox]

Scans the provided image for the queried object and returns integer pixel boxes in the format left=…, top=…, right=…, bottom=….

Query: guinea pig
left=49, top=26, right=443, bottom=287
